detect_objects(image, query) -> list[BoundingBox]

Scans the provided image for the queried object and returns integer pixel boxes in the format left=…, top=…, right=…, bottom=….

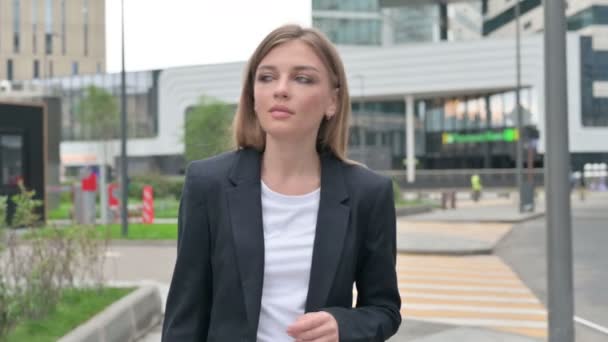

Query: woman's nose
left=273, top=78, right=290, bottom=99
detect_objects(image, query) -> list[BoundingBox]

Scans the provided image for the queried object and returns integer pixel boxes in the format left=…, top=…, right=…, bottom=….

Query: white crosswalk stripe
left=396, top=254, right=548, bottom=339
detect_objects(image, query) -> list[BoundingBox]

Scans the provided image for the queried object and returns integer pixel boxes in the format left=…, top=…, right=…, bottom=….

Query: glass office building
left=351, top=87, right=538, bottom=169
left=312, top=0, right=482, bottom=46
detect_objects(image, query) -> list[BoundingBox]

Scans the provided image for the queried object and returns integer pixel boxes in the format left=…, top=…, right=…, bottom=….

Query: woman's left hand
left=286, top=311, right=339, bottom=342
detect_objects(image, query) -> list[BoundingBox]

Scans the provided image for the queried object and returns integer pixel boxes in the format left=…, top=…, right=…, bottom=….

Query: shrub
left=10, top=183, right=43, bottom=228
left=0, top=184, right=109, bottom=339
left=128, top=174, right=184, bottom=200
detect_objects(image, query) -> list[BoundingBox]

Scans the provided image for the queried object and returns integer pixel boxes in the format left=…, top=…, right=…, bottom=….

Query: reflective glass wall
left=22, top=70, right=159, bottom=141
left=348, top=87, right=539, bottom=170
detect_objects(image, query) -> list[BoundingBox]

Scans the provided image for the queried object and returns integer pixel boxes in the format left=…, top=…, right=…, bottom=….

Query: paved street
left=496, top=192, right=608, bottom=342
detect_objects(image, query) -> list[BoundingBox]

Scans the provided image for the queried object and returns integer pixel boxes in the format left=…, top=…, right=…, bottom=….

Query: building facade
left=312, top=0, right=482, bottom=46
left=0, top=0, right=106, bottom=81
left=483, top=0, right=608, bottom=127
left=9, top=32, right=606, bottom=176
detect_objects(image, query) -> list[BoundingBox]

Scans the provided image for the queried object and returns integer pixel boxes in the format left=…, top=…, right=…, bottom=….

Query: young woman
left=162, top=24, right=401, bottom=342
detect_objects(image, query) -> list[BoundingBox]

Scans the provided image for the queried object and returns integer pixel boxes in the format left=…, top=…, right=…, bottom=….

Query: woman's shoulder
left=184, top=149, right=241, bottom=184
left=340, top=159, right=392, bottom=192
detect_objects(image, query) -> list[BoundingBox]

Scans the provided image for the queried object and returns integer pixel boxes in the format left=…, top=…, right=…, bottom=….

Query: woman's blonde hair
left=232, top=24, right=351, bottom=161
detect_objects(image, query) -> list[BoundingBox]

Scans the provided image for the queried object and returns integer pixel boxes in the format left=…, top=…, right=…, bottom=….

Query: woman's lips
left=270, top=110, right=293, bottom=119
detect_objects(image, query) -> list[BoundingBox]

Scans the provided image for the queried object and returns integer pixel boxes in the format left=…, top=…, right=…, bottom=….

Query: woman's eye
left=257, top=74, right=274, bottom=82
left=295, top=75, right=313, bottom=84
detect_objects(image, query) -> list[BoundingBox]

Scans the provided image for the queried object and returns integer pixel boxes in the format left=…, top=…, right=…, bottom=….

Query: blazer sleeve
left=323, top=178, right=402, bottom=341
left=162, top=163, right=212, bottom=341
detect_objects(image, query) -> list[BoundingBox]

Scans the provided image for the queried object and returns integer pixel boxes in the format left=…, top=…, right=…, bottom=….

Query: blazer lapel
left=306, top=152, right=350, bottom=312
left=226, top=148, right=265, bottom=333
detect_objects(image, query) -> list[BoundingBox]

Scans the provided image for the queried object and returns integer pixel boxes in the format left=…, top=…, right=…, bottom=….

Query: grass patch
left=99, top=223, right=177, bottom=240
left=47, top=202, right=72, bottom=220
left=25, top=223, right=178, bottom=241
left=5, top=287, right=134, bottom=342
left=49, top=198, right=179, bottom=220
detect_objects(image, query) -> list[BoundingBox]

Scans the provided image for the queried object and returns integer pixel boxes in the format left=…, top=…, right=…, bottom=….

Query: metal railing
left=381, top=168, right=545, bottom=189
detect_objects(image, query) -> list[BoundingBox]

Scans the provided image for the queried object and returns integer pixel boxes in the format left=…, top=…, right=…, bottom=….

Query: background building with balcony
left=0, top=0, right=106, bottom=81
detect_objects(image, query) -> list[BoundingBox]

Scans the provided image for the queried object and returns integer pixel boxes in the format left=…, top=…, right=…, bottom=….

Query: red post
left=108, top=183, right=120, bottom=223
left=142, top=185, right=154, bottom=224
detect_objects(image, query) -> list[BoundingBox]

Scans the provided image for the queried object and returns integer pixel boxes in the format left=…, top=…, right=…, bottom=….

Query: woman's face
left=253, top=39, right=337, bottom=145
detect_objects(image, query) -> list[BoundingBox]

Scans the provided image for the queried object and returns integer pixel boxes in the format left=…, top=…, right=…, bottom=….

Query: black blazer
left=162, top=148, right=401, bottom=341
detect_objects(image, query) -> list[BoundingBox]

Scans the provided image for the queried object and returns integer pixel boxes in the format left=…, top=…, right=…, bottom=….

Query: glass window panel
left=478, top=97, right=488, bottom=128
left=1, top=135, right=24, bottom=186
left=490, top=93, right=504, bottom=128
left=529, top=87, right=539, bottom=124
left=503, top=91, right=516, bottom=126
left=519, top=88, right=532, bottom=125
left=466, top=98, right=479, bottom=130
left=444, top=99, right=458, bottom=131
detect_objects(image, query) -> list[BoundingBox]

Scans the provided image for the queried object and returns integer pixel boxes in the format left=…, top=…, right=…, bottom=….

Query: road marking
left=400, top=284, right=531, bottom=293
left=404, top=303, right=546, bottom=315
left=397, top=254, right=547, bottom=338
left=405, top=317, right=547, bottom=329
left=403, top=292, right=540, bottom=303
left=575, top=316, right=608, bottom=335
left=399, top=274, right=522, bottom=285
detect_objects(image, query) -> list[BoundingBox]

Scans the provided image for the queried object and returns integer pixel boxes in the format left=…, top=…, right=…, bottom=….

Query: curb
left=397, top=247, right=494, bottom=256
left=406, top=211, right=545, bottom=224
left=396, top=205, right=434, bottom=217
left=58, top=285, right=163, bottom=342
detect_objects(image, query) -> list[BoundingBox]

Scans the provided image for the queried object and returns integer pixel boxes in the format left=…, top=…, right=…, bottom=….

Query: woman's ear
left=326, top=87, right=339, bottom=118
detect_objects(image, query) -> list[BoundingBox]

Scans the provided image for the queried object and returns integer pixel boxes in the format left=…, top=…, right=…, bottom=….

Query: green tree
left=184, top=96, right=234, bottom=162
left=77, top=85, right=119, bottom=141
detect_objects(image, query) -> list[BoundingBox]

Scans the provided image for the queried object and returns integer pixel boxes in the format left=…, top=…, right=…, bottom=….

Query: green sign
left=442, top=128, right=519, bottom=145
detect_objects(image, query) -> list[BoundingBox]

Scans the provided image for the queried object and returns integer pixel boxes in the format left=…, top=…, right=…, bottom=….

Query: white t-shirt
left=256, top=181, right=320, bottom=342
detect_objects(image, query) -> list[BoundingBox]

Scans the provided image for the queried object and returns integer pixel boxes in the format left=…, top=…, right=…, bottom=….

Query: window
left=483, top=0, right=541, bottom=35
left=490, top=94, right=504, bottom=127
left=568, top=5, right=608, bottom=31
left=0, top=135, right=24, bottom=187
left=49, top=60, right=54, bottom=77
left=312, top=0, right=377, bottom=12
left=580, top=37, right=608, bottom=126
left=61, top=0, right=66, bottom=55
left=7, top=60, right=14, bottom=81
left=45, top=0, right=53, bottom=54
left=313, top=18, right=381, bottom=45
left=503, top=91, right=516, bottom=126
left=34, top=60, right=40, bottom=79
left=13, top=0, right=20, bottom=53
left=32, top=0, right=38, bottom=54
left=72, top=62, right=79, bottom=75
left=83, top=0, right=89, bottom=56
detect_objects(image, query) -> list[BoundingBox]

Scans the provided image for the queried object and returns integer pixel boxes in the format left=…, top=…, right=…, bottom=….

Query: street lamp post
left=514, top=0, right=527, bottom=213
left=544, top=0, right=574, bottom=340
left=120, top=0, right=129, bottom=237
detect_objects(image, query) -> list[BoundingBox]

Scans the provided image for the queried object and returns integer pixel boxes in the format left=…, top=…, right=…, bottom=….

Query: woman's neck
left=261, top=136, right=321, bottom=195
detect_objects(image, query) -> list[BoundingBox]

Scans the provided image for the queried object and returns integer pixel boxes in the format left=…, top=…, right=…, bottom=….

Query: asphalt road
left=496, top=194, right=608, bottom=341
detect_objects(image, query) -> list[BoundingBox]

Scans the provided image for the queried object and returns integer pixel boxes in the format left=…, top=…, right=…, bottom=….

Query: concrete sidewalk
left=407, top=203, right=545, bottom=224
left=395, top=202, right=540, bottom=255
